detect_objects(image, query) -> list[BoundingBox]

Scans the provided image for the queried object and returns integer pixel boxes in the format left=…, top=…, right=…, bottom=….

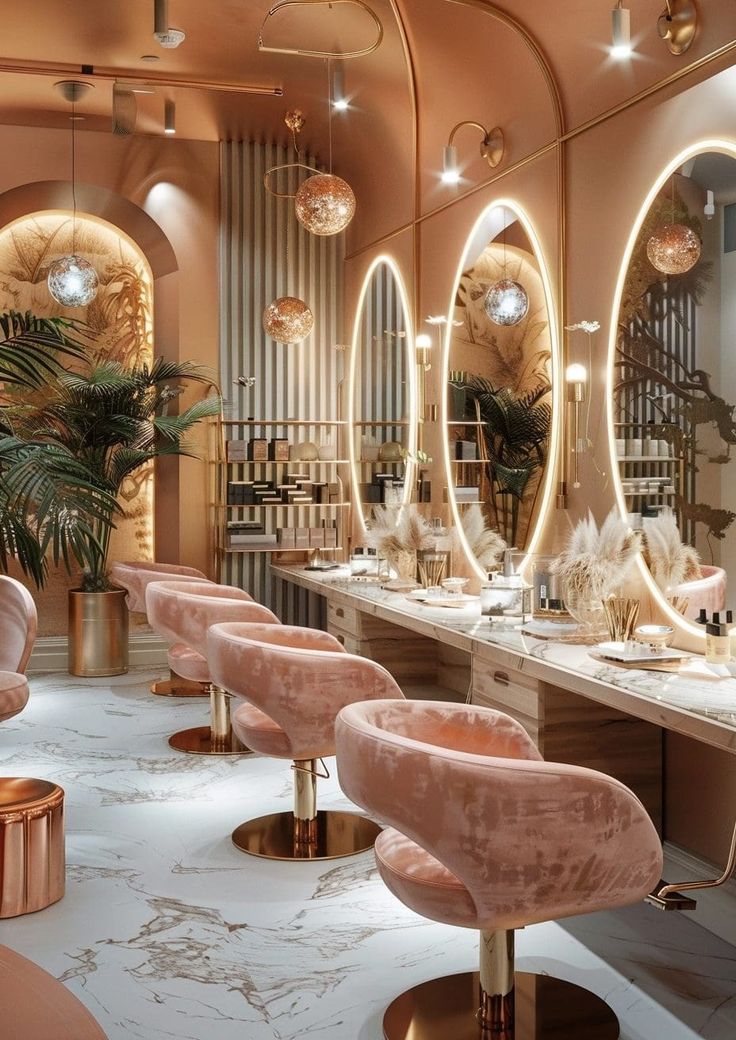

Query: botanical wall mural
left=0, top=211, right=154, bottom=634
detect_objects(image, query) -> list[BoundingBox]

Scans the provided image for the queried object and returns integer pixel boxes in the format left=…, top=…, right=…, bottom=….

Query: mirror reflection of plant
left=0, top=310, right=115, bottom=586
left=14, top=357, right=222, bottom=591
left=456, top=374, right=551, bottom=545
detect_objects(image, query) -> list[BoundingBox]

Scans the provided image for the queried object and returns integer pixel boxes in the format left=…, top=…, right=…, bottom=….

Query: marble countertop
left=272, top=563, right=736, bottom=754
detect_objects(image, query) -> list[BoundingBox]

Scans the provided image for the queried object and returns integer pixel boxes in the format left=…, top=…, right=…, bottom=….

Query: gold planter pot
left=68, top=588, right=129, bottom=677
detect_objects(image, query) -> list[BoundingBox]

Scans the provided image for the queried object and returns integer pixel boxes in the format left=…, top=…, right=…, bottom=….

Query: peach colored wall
left=0, top=124, right=220, bottom=606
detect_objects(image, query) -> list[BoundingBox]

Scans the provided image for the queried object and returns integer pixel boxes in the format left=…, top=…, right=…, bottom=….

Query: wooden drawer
left=471, top=657, right=541, bottom=744
left=330, top=628, right=362, bottom=655
left=327, top=602, right=362, bottom=638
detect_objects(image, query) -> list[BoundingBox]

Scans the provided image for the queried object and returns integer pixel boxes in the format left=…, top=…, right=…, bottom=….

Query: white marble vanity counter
left=272, top=563, right=736, bottom=754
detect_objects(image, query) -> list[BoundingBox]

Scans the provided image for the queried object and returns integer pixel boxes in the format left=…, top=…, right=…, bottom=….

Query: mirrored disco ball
left=646, top=223, right=701, bottom=275
left=295, top=174, right=356, bottom=236
left=47, top=255, right=99, bottom=307
left=484, top=278, right=529, bottom=327
left=262, top=296, right=314, bottom=344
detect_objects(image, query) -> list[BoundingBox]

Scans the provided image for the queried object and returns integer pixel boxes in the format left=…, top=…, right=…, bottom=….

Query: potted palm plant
left=0, top=311, right=114, bottom=588
left=17, top=357, right=221, bottom=676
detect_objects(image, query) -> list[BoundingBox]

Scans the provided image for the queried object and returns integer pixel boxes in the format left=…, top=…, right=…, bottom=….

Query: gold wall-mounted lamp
left=415, top=333, right=436, bottom=424
left=610, top=0, right=697, bottom=59
left=566, top=363, right=587, bottom=490
left=441, top=121, right=504, bottom=185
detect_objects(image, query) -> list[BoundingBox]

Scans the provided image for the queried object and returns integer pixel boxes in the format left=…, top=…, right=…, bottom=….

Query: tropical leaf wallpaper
left=0, top=211, right=154, bottom=634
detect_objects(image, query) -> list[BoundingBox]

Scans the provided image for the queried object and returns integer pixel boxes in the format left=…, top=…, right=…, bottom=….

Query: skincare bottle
left=705, top=622, right=731, bottom=664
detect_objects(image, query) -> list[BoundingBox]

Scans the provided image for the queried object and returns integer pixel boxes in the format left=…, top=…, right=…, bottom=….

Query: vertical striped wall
left=219, top=140, right=344, bottom=624
left=359, top=261, right=408, bottom=427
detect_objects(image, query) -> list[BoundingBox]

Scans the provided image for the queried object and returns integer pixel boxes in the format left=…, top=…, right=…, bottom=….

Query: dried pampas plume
left=642, top=508, right=701, bottom=591
left=452, top=503, right=506, bottom=571
left=552, top=508, right=641, bottom=601
left=365, top=504, right=434, bottom=558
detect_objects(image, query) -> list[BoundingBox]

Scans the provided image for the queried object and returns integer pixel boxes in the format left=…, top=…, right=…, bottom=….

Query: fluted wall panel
left=219, top=140, right=344, bottom=624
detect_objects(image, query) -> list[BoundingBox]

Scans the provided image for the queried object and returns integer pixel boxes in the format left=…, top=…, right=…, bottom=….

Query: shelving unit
left=614, top=421, right=685, bottom=529
left=211, top=419, right=349, bottom=575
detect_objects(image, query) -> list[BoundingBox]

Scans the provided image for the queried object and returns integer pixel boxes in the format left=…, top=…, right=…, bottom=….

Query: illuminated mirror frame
left=442, top=198, right=562, bottom=579
left=348, top=254, right=418, bottom=535
left=606, top=138, right=736, bottom=641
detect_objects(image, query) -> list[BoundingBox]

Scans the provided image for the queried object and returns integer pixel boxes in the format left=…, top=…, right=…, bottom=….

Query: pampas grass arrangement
left=452, top=503, right=506, bottom=572
left=641, top=508, right=701, bottom=592
left=552, top=508, right=642, bottom=604
left=365, top=504, right=434, bottom=559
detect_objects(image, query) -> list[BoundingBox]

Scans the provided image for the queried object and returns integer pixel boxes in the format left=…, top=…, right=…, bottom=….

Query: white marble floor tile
left=1, top=669, right=734, bottom=1038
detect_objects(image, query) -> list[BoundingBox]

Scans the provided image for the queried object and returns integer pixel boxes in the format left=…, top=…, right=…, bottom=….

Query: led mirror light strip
left=348, top=254, right=418, bottom=536
left=606, top=138, right=736, bottom=642
left=442, top=198, right=561, bottom=580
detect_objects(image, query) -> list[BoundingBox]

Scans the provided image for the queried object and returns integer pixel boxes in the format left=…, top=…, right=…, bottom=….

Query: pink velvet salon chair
left=207, top=621, right=404, bottom=862
left=110, top=560, right=212, bottom=697
left=146, top=580, right=279, bottom=756
left=0, top=573, right=37, bottom=723
left=335, top=699, right=663, bottom=1040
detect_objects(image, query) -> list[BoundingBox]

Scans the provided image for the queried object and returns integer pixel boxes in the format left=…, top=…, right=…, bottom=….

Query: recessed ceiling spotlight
left=164, top=99, right=176, bottom=135
left=141, top=54, right=160, bottom=62
left=153, top=0, right=186, bottom=49
left=611, top=1, right=632, bottom=58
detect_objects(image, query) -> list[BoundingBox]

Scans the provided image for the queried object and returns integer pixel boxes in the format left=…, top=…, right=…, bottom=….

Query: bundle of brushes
left=603, top=597, right=640, bottom=642
left=365, top=504, right=434, bottom=559
left=641, top=508, right=701, bottom=592
left=451, top=503, right=506, bottom=571
left=417, top=554, right=447, bottom=589
left=552, top=508, right=642, bottom=603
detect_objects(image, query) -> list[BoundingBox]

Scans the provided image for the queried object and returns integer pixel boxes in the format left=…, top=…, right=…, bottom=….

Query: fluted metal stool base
left=382, top=972, right=619, bottom=1040
left=168, top=726, right=249, bottom=756
left=232, top=810, right=381, bottom=861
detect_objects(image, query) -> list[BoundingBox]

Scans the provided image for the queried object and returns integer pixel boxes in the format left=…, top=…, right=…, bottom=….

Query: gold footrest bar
left=168, top=725, right=250, bottom=756
left=232, top=810, right=381, bottom=862
left=646, top=817, right=736, bottom=912
left=645, top=885, right=697, bottom=911
left=383, top=972, right=619, bottom=1040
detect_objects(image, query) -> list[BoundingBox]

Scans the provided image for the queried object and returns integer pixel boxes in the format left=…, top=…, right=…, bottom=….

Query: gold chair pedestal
left=0, top=778, right=65, bottom=919
left=382, top=928, right=619, bottom=1040
left=232, top=757, right=381, bottom=860
left=168, top=685, right=250, bottom=756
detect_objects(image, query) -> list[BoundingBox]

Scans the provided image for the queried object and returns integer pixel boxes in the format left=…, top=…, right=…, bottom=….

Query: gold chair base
left=0, top=778, right=65, bottom=919
left=383, top=971, right=619, bottom=1040
left=150, top=676, right=208, bottom=698
left=232, top=810, right=381, bottom=861
left=168, top=726, right=250, bottom=756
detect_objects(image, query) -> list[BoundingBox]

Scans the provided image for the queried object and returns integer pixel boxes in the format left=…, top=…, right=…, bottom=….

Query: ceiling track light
left=441, top=120, right=504, bottom=185
left=154, top=0, right=186, bottom=49
left=331, top=63, right=349, bottom=111
left=164, top=99, right=176, bottom=135
left=611, top=1, right=632, bottom=58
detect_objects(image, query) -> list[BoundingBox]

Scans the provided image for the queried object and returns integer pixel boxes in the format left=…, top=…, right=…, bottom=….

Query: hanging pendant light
left=647, top=174, right=701, bottom=275
left=485, top=209, right=528, bottom=327
left=47, top=81, right=99, bottom=308
left=263, top=296, right=314, bottom=344
left=295, top=173, right=355, bottom=236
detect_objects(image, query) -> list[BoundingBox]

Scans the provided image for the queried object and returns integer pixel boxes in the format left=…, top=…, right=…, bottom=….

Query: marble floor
left=2, top=668, right=736, bottom=1040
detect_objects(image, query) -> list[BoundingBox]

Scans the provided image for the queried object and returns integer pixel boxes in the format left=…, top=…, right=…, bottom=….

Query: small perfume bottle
left=705, top=622, right=731, bottom=664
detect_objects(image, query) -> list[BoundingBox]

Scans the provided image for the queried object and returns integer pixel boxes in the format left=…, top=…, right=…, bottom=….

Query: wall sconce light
left=441, top=121, right=504, bottom=185
left=164, top=99, right=176, bottom=134
left=415, top=333, right=436, bottom=424
left=566, top=363, right=587, bottom=490
left=611, top=1, right=632, bottom=58
left=658, top=0, right=698, bottom=55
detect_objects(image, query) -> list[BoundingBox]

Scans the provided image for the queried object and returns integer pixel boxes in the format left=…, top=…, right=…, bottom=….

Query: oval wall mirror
left=443, top=201, right=559, bottom=578
left=609, top=143, right=736, bottom=633
left=349, top=255, right=416, bottom=532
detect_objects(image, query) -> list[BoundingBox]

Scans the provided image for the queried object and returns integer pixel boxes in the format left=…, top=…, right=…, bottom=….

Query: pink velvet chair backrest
left=0, top=575, right=37, bottom=673
left=336, top=699, right=663, bottom=930
left=146, top=580, right=279, bottom=657
left=207, top=621, right=405, bottom=758
left=110, top=561, right=210, bottom=613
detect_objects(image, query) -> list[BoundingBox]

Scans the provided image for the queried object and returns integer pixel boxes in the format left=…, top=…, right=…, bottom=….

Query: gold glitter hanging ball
left=263, top=296, right=314, bottom=344
left=484, top=278, right=529, bottom=327
left=295, top=174, right=356, bottom=236
left=646, top=223, right=701, bottom=275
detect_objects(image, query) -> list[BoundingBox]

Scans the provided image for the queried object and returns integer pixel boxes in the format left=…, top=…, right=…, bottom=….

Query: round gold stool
left=0, top=778, right=65, bottom=918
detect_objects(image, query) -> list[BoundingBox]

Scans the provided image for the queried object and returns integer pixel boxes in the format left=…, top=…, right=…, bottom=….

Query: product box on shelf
left=323, top=525, right=338, bottom=548
left=247, top=438, right=269, bottom=462
left=277, top=528, right=296, bottom=549
left=453, top=485, right=481, bottom=503
left=309, top=527, right=325, bottom=548
left=294, top=527, right=310, bottom=550
left=268, top=438, right=290, bottom=461
left=455, top=439, right=478, bottom=461
left=226, top=440, right=248, bottom=462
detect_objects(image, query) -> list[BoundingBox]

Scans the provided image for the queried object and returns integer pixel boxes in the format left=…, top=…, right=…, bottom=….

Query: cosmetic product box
left=226, top=440, right=248, bottom=462
left=227, top=483, right=246, bottom=505
left=294, top=528, right=310, bottom=550
left=361, top=483, right=383, bottom=503
left=455, top=439, right=478, bottom=461
left=453, top=485, right=481, bottom=503
left=328, top=482, right=342, bottom=504
left=323, top=525, right=337, bottom=548
left=268, top=438, right=290, bottom=461
left=309, top=528, right=325, bottom=548
left=277, top=528, right=296, bottom=549
left=227, top=520, right=266, bottom=534
left=247, top=438, right=269, bottom=462
left=228, top=533, right=278, bottom=548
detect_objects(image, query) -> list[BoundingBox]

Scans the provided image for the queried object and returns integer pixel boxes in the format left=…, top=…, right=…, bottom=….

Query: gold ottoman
left=0, top=778, right=65, bottom=918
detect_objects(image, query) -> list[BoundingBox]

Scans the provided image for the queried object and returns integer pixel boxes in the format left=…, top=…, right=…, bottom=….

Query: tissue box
left=247, top=438, right=268, bottom=461
left=226, top=440, right=247, bottom=462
